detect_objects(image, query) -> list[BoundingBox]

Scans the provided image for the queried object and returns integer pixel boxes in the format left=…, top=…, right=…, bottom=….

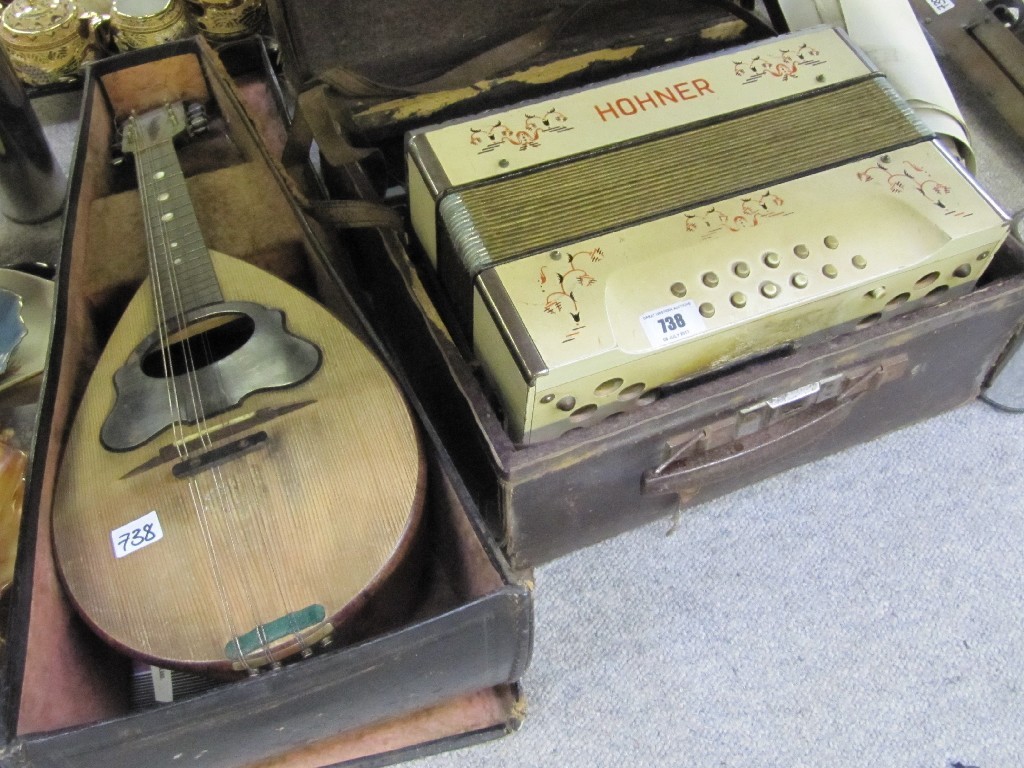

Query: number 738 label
left=111, top=510, right=164, bottom=559
left=640, top=300, right=707, bottom=349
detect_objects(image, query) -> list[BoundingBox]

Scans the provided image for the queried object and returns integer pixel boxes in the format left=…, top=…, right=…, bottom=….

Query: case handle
left=643, top=356, right=909, bottom=499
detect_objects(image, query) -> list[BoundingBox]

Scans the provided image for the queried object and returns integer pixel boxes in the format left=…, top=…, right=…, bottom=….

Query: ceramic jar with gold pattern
left=111, top=0, right=191, bottom=50
left=182, top=0, right=265, bottom=41
left=0, top=0, right=94, bottom=86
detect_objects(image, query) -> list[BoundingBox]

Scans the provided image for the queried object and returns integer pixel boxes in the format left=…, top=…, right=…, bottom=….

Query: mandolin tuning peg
left=109, top=125, right=127, bottom=165
left=185, top=102, right=209, bottom=137
left=188, top=116, right=208, bottom=136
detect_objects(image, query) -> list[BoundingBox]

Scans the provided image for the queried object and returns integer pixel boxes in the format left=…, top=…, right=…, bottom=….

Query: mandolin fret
left=132, top=124, right=223, bottom=323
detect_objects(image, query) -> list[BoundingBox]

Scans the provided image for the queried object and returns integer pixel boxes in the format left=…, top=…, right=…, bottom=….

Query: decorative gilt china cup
left=182, top=0, right=265, bottom=41
left=0, top=0, right=94, bottom=85
left=111, top=0, right=191, bottom=50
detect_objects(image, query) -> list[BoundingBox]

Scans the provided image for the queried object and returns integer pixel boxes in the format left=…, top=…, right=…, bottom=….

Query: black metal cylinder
left=0, top=44, right=66, bottom=223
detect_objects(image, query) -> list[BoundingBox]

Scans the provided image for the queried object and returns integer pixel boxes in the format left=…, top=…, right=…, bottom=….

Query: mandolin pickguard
left=102, top=299, right=321, bottom=452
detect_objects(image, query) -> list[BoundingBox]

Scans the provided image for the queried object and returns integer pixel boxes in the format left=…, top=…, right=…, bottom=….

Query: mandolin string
left=156, top=132, right=311, bottom=667
left=143, top=120, right=305, bottom=668
left=225, top=440, right=315, bottom=660
left=132, top=130, right=192, bottom=467
left=148, top=128, right=317, bottom=663
left=143, top=132, right=268, bottom=670
left=133, top=122, right=240, bottom=656
left=149, top=138, right=274, bottom=671
left=133, top=118, right=257, bottom=670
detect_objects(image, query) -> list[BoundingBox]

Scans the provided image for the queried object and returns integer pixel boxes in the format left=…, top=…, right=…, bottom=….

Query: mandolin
left=51, top=102, right=425, bottom=674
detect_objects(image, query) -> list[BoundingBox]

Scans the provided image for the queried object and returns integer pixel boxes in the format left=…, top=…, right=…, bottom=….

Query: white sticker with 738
left=111, top=510, right=164, bottom=559
left=640, top=300, right=706, bottom=348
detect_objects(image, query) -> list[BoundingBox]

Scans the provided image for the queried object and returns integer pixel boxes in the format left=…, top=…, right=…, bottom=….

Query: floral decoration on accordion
left=684, top=191, right=790, bottom=238
left=734, top=43, right=825, bottom=84
left=856, top=156, right=974, bottom=218
left=470, top=108, right=573, bottom=153
left=538, top=248, right=603, bottom=343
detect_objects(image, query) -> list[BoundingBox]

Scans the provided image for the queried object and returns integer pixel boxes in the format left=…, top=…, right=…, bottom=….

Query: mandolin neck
left=133, top=134, right=223, bottom=323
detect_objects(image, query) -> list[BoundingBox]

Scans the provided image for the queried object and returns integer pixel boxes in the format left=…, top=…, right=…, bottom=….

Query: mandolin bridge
left=121, top=400, right=314, bottom=479
left=171, top=430, right=267, bottom=479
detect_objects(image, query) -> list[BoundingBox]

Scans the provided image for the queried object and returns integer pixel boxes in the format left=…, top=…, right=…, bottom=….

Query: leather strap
left=283, top=83, right=374, bottom=170
left=284, top=7, right=577, bottom=178
left=305, top=198, right=404, bottom=231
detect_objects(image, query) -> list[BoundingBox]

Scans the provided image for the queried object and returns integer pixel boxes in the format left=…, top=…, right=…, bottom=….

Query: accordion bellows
left=406, top=27, right=1008, bottom=444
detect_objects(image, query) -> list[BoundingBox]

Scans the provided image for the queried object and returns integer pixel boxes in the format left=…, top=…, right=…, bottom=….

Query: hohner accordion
left=405, top=27, right=1008, bottom=445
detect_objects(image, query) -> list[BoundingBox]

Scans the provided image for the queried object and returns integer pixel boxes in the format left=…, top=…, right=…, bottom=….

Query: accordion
left=405, top=27, right=1008, bottom=445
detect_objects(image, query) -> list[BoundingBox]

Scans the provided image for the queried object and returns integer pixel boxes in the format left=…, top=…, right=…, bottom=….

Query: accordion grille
left=443, top=78, right=929, bottom=271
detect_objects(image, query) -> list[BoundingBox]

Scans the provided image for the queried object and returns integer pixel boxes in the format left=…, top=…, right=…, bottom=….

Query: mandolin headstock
left=120, top=103, right=189, bottom=155
left=119, top=102, right=209, bottom=157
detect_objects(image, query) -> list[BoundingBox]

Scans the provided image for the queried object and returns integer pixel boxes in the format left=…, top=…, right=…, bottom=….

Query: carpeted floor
left=415, top=398, right=1024, bottom=767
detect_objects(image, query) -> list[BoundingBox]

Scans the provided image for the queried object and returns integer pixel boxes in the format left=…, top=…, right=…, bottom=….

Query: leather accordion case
left=0, top=38, right=532, bottom=768
left=265, top=0, right=1024, bottom=569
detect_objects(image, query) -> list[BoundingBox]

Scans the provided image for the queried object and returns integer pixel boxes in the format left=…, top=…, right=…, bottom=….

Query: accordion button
left=702, top=272, right=720, bottom=288
left=670, top=282, right=687, bottom=298
left=760, top=282, right=781, bottom=299
left=794, top=244, right=810, bottom=259
left=730, top=292, right=747, bottom=308
left=763, top=252, right=781, bottom=269
left=733, top=262, right=751, bottom=279
left=699, top=303, right=716, bottom=318
left=822, top=264, right=839, bottom=279
left=852, top=255, right=868, bottom=269
left=792, top=273, right=809, bottom=289
left=824, top=236, right=840, bottom=250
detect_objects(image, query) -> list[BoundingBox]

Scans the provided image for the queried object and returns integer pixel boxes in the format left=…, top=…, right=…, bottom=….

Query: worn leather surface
left=273, top=0, right=740, bottom=84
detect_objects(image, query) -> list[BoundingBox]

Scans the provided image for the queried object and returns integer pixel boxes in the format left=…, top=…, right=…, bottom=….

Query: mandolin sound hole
left=141, top=313, right=255, bottom=378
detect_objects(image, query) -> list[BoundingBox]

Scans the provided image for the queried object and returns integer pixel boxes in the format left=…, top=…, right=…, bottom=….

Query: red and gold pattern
left=734, top=42, right=824, bottom=84
left=538, top=248, right=602, bottom=342
left=857, top=155, right=974, bottom=218
left=470, top=108, right=572, bottom=153
left=684, top=191, right=790, bottom=237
